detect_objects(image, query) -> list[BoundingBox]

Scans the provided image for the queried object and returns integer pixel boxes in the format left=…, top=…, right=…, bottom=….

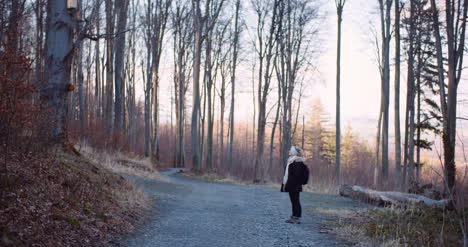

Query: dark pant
left=288, top=191, right=301, bottom=217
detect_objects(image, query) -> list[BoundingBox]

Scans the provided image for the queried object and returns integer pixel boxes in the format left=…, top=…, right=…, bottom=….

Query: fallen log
left=339, top=184, right=449, bottom=209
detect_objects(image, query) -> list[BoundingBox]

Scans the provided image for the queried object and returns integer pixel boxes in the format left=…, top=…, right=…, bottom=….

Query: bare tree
left=430, top=0, right=467, bottom=191
left=191, top=0, right=225, bottom=170
left=212, top=16, right=231, bottom=168
left=378, top=0, right=392, bottom=185
left=150, top=0, right=172, bottom=161
left=172, top=0, right=193, bottom=167
left=276, top=0, right=319, bottom=171
left=104, top=0, right=115, bottom=131
left=252, top=0, right=280, bottom=182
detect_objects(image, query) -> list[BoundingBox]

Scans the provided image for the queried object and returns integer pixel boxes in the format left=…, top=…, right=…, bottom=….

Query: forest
left=0, top=0, right=467, bottom=246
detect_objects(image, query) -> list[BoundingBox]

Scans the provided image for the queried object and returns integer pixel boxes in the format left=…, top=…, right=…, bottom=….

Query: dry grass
left=181, top=170, right=281, bottom=189
left=303, top=182, right=339, bottom=195
left=77, top=142, right=165, bottom=181
left=181, top=169, right=343, bottom=195
left=113, top=179, right=151, bottom=212
left=334, top=207, right=467, bottom=247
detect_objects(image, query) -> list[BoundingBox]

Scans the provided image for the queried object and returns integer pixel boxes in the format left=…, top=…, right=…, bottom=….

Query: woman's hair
left=290, top=146, right=304, bottom=157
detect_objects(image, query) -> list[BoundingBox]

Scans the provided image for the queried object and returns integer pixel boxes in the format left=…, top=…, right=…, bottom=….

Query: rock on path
left=121, top=169, right=365, bottom=247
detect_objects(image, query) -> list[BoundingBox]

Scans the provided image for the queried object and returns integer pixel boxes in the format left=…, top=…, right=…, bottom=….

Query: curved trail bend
left=122, top=169, right=366, bottom=247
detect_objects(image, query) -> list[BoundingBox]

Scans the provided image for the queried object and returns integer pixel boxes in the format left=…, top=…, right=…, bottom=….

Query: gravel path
left=121, top=169, right=366, bottom=247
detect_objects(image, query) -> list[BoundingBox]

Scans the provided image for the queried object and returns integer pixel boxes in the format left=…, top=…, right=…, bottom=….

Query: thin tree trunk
left=374, top=109, right=383, bottom=187
left=77, top=41, right=85, bottom=132
left=380, top=0, right=392, bottom=183
left=335, top=0, right=345, bottom=186
left=394, top=0, right=402, bottom=187
left=105, top=0, right=115, bottom=132
left=269, top=81, right=281, bottom=175
left=228, top=0, right=240, bottom=170
left=416, top=73, right=421, bottom=183
left=405, top=0, right=416, bottom=189
left=95, top=1, right=101, bottom=122
left=35, top=0, right=45, bottom=87
left=205, top=36, right=214, bottom=170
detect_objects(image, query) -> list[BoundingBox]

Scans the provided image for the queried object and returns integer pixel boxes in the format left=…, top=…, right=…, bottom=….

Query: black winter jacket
left=281, top=161, right=309, bottom=192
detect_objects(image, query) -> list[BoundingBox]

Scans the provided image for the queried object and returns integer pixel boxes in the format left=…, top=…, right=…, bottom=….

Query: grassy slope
left=0, top=147, right=154, bottom=246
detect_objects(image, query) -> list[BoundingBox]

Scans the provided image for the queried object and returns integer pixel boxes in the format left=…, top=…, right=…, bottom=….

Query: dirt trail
left=120, top=169, right=366, bottom=247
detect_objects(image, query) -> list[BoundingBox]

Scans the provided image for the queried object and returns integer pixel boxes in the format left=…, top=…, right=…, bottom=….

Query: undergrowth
left=338, top=207, right=466, bottom=247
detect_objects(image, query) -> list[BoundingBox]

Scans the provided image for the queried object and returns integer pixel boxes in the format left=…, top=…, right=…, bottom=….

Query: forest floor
left=0, top=145, right=157, bottom=246
left=119, top=169, right=369, bottom=247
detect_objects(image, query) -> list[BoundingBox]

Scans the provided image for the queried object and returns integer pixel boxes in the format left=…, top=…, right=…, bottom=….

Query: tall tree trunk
left=94, top=1, right=101, bottom=122
left=105, top=0, right=115, bottom=132
left=416, top=74, right=421, bottom=183
left=78, top=44, right=85, bottom=131
left=442, top=0, right=467, bottom=191
left=378, top=0, right=392, bottom=184
left=191, top=2, right=202, bottom=170
left=405, top=0, right=415, bottom=186
left=335, top=0, right=345, bottom=186
left=35, top=0, right=45, bottom=86
left=43, top=0, right=75, bottom=141
left=205, top=36, right=214, bottom=170
left=7, top=0, right=23, bottom=53
left=114, top=0, right=129, bottom=134
left=219, top=73, right=226, bottom=166
left=228, top=0, right=240, bottom=170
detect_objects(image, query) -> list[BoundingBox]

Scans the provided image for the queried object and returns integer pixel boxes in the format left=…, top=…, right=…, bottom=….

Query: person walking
left=281, top=146, right=309, bottom=224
